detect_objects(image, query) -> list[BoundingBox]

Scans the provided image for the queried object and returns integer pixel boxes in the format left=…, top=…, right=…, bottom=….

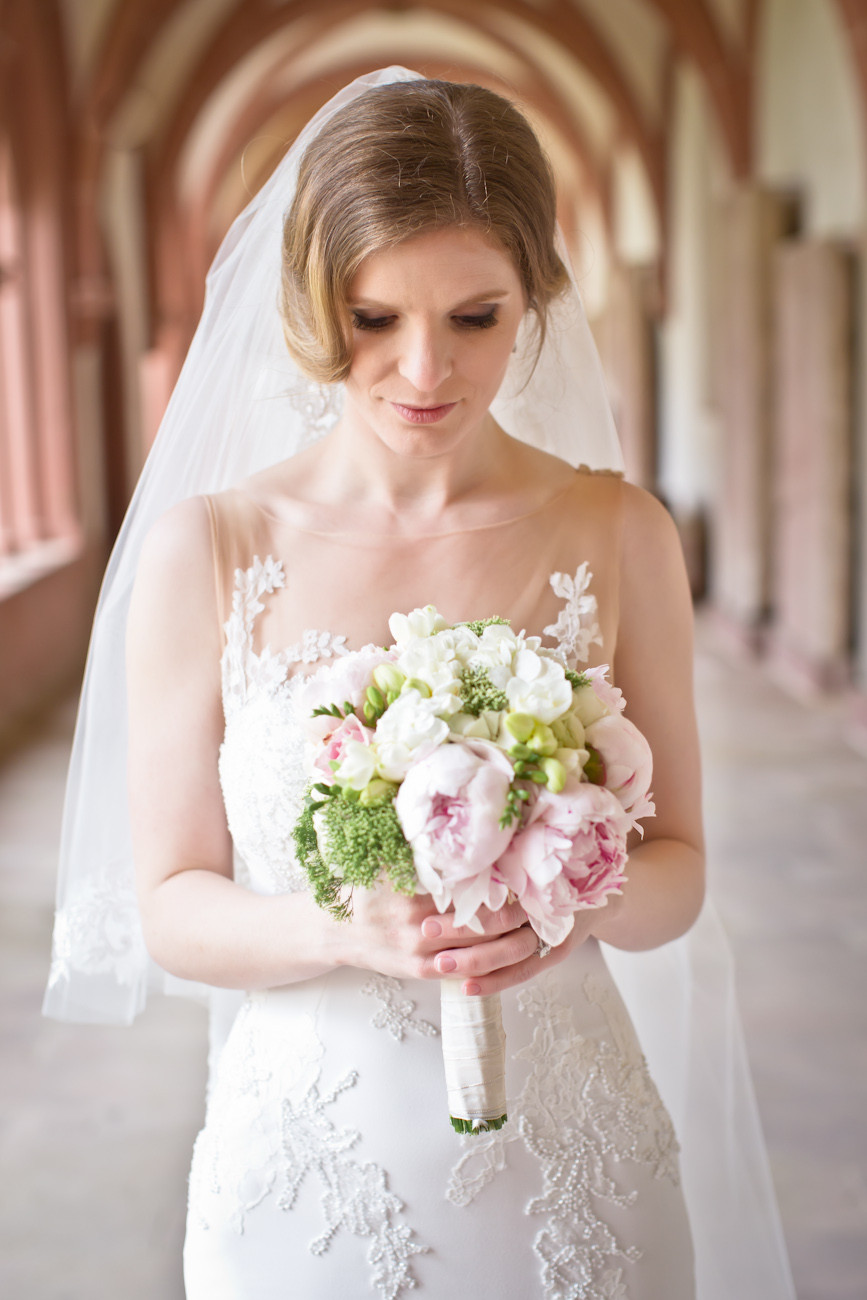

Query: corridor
left=0, top=622, right=864, bottom=1299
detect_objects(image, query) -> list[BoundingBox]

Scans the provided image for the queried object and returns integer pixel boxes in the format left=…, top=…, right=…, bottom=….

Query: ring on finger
left=534, top=937, right=552, bottom=959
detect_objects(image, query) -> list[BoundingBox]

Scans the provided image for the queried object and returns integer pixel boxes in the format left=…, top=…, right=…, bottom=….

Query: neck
left=322, top=408, right=512, bottom=519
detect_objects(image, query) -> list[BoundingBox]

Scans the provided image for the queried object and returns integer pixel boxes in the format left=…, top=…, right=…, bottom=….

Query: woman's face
left=342, top=225, right=526, bottom=457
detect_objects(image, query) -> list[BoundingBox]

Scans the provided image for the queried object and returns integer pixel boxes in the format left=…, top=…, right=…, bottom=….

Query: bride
left=44, top=70, right=795, bottom=1300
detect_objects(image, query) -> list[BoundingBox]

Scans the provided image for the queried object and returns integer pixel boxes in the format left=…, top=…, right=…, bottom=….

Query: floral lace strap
left=221, top=555, right=287, bottom=715
left=543, top=562, right=602, bottom=667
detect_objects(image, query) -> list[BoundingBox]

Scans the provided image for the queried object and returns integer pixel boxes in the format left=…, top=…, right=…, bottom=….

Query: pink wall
left=0, top=551, right=102, bottom=745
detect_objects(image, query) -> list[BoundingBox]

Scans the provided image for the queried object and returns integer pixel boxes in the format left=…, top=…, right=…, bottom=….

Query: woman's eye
left=351, top=312, right=394, bottom=331
left=454, top=311, right=498, bottom=330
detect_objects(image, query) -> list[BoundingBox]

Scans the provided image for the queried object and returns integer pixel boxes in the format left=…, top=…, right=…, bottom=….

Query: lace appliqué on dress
left=221, top=556, right=348, bottom=719
left=189, top=998, right=428, bottom=1300
left=46, top=876, right=148, bottom=992
left=218, top=558, right=349, bottom=894
left=544, top=562, right=602, bottom=668
left=445, top=974, right=680, bottom=1300
left=361, top=975, right=439, bottom=1042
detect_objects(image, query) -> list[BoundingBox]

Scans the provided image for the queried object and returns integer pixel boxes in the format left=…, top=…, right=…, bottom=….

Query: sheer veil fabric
left=42, top=67, right=794, bottom=1299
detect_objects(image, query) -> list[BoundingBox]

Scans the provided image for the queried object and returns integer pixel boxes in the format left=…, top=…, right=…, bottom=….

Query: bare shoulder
left=619, top=481, right=684, bottom=579
left=615, top=482, right=693, bottom=666
left=129, top=495, right=218, bottom=646
left=137, top=494, right=212, bottom=570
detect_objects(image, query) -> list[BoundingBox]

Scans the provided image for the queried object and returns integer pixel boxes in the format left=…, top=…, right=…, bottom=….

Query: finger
left=431, top=924, right=538, bottom=979
left=462, top=948, right=558, bottom=996
left=422, top=900, right=527, bottom=947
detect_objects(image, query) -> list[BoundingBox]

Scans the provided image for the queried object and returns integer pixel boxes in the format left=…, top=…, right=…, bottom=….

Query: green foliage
left=565, top=669, right=590, bottom=689
left=499, top=780, right=531, bottom=829
left=459, top=666, right=508, bottom=717
left=583, top=742, right=607, bottom=786
left=295, top=786, right=416, bottom=920
left=459, top=615, right=510, bottom=636
left=292, top=799, right=350, bottom=920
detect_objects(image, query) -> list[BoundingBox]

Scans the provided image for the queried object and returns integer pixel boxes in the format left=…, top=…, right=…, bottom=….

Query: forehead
left=349, top=226, right=522, bottom=303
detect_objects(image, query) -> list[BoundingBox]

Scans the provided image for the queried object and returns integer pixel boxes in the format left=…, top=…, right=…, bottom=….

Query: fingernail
left=436, top=955, right=456, bottom=973
left=463, top=982, right=481, bottom=996
left=422, top=917, right=442, bottom=939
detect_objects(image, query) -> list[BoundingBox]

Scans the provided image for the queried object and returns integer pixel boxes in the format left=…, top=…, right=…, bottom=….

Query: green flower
left=459, top=666, right=508, bottom=717
left=459, top=616, right=510, bottom=636
left=293, top=786, right=415, bottom=919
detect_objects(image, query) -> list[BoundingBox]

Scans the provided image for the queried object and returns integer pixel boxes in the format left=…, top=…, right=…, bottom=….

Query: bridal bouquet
left=293, top=604, right=655, bottom=1134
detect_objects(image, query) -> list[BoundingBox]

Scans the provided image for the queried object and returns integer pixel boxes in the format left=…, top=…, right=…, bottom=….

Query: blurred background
left=0, top=1, right=865, bottom=1297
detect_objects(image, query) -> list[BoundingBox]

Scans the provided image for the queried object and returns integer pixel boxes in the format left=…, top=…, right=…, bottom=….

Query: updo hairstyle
left=280, top=80, right=569, bottom=383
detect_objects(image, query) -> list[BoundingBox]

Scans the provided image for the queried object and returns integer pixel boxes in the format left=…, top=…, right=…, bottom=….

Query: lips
left=389, top=401, right=458, bottom=425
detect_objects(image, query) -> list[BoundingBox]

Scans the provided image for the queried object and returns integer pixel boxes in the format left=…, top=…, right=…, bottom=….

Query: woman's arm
left=590, top=483, right=705, bottom=951
left=127, top=497, right=535, bottom=990
left=458, top=483, right=706, bottom=995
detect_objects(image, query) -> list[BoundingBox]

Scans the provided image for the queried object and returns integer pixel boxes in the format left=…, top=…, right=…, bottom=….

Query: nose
left=397, top=322, right=453, bottom=395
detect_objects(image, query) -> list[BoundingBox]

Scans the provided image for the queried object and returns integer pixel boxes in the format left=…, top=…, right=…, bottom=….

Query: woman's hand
left=446, top=893, right=626, bottom=997
left=332, top=886, right=528, bottom=983
left=333, top=885, right=624, bottom=997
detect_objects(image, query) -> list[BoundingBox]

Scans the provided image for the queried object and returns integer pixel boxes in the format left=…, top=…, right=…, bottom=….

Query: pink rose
left=395, top=740, right=516, bottom=929
left=584, top=712, right=654, bottom=818
left=497, top=779, right=630, bottom=946
left=296, top=647, right=396, bottom=741
left=312, top=713, right=375, bottom=785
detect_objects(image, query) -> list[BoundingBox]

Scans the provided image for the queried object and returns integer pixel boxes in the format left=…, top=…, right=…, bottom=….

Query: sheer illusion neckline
left=240, top=472, right=582, bottom=541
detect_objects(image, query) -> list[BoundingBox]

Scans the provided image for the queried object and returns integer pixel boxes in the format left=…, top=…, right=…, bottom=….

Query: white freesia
left=372, top=690, right=450, bottom=782
left=333, top=739, right=378, bottom=790
left=396, top=630, right=469, bottom=712
left=460, top=625, right=518, bottom=690
left=448, top=710, right=502, bottom=742
left=506, top=649, right=573, bottom=724
left=470, top=623, right=544, bottom=665
left=388, top=605, right=448, bottom=649
left=556, top=746, right=586, bottom=774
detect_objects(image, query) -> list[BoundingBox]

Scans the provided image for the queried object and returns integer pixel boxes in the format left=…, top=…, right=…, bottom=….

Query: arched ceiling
left=55, top=0, right=762, bottom=340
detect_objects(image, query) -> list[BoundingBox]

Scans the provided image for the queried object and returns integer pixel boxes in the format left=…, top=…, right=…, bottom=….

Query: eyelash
left=350, top=310, right=499, bottom=332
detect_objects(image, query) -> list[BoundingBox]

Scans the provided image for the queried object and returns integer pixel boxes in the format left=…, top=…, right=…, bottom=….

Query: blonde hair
left=280, top=80, right=569, bottom=383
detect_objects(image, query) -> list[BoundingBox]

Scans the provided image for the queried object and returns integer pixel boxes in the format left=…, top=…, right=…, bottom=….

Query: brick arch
left=76, top=0, right=767, bottom=322
left=644, top=0, right=754, bottom=176
left=80, top=0, right=665, bottom=280
left=148, top=48, right=612, bottom=392
left=150, top=21, right=615, bottom=333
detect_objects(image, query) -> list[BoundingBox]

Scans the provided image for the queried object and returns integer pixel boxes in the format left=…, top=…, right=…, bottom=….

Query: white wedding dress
left=182, top=472, right=697, bottom=1300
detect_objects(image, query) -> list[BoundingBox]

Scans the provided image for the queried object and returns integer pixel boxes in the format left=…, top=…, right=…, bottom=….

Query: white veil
left=42, top=66, right=793, bottom=1299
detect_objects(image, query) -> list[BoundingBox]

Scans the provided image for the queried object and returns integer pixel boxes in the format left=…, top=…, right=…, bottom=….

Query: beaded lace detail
left=361, top=975, right=439, bottom=1042
left=188, top=999, right=429, bottom=1299
left=445, top=974, right=680, bottom=1299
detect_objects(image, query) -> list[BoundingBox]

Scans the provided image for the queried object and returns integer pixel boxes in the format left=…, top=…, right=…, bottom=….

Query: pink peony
left=296, top=646, right=396, bottom=741
left=584, top=712, right=654, bottom=817
left=584, top=664, right=626, bottom=714
left=312, top=713, right=375, bottom=785
left=496, top=778, right=630, bottom=946
left=395, top=740, right=516, bottom=929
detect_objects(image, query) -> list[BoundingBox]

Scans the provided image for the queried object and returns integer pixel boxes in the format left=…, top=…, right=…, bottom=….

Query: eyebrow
left=350, top=289, right=513, bottom=310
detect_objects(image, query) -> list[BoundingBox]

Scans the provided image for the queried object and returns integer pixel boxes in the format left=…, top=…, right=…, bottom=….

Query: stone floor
left=0, top=626, right=865, bottom=1299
